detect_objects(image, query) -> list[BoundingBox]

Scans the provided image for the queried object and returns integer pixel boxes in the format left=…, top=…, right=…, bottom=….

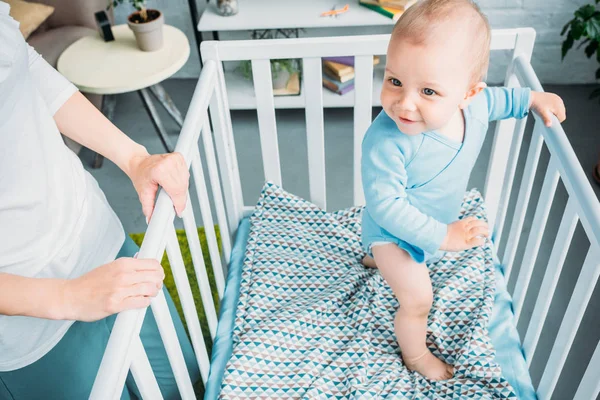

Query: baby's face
left=381, top=37, right=474, bottom=135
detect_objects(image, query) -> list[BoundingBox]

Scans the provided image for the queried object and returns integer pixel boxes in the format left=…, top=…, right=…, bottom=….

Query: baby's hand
left=440, top=217, right=489, bottom=252
left=530, top=91, right=566, bottom=127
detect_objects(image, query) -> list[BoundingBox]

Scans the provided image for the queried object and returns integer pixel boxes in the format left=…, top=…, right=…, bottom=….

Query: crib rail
left=496, top=56, right=600, bottom=400
left=90, top=61, right=229, bottom=399
left=91, top=30, right=600, bottom=400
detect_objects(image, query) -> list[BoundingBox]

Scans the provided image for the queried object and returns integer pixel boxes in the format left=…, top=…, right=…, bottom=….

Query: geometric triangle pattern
left=219, top=182, right=517, bottom=399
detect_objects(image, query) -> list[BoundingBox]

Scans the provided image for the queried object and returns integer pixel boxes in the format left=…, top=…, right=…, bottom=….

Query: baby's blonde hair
left=391, top=0, right=491, bottom=83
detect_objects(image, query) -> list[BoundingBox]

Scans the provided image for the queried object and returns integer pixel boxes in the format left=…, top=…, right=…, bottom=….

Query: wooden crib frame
left=90, top=29, right=600, bottom=400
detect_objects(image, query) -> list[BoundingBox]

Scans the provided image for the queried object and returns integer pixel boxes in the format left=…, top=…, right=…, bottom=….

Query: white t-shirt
left=0, top=3, right=125, bottom=371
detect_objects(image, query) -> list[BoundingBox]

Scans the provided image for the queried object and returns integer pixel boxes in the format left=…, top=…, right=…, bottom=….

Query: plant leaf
left=572, top=19, right=585, bottom=40
left=575, top=4, right=596, bottom=20
left=596, top=67, right=600, bottom=80
left=577, top=37, right=591, bottom=49
left=562, top=32, right=575, bottom=59
left=561, top=19, right=573, bottom=36
left=586, top=17, right=600, bottom=38
left=585, top=40, right=599, bottom=57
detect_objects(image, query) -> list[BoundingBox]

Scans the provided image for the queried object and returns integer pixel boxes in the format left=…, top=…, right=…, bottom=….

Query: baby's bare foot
left=403, top=350, right=454, bottom=381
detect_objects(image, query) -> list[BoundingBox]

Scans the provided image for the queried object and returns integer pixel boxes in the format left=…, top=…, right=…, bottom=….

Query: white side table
left=57, top=24, right=190, bottom=167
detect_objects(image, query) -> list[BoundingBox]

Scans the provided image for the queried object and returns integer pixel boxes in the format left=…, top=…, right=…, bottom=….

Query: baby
left=361, top=0, right=566, bottom=381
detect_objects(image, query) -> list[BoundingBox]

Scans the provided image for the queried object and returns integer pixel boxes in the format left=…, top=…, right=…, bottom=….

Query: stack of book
left=322, top=56, right=380, bottom=95
left=358, top=0, right=418, bottom=21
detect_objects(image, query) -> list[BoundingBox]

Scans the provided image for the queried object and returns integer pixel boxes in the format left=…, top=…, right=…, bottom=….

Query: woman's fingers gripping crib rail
left=62, top=258, right=165, bottom=322
left=127, top=151, right=190, bottom=221
left=440, top=217, right=489, bottom=252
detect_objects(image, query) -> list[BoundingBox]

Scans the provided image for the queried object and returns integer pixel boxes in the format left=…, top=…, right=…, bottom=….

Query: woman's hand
left=63, top=257, right=165, bottom=322
left=126, top=151, right=190, bottom=221
left=440, top=217, right=489, bottom=252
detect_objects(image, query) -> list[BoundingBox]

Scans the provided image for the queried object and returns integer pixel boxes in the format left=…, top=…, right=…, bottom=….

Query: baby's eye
left=422, top=88, right=436, bottom=96
left=389, top=78, right=402, bottom=87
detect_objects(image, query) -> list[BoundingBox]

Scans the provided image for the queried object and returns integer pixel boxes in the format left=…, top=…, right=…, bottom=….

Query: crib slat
left=573, top=338, right=600, bottom=400
left=201, top=116, right=232, bottom=264
left=91, top=187, right=179, bottom=399
left=179, top=198, right=219, bottom=339
left=302, top=57, right=326, bottom=210
left=148, top=289, right=196, bottom=398
left=513, top=156, right=560, bottom=323
left=130, top=337, right=163, bottom=399
left=166, top=225, right=212, bottom=385
left=493, top=115, right=528, bottom=244
left=252, top=59, right=282, bottom=185
left=353, top=55, right=373, bottom=206
left=502, top=122, right=544, bottom=280
left=537, top=247, right=600, bottom=400
left=484, top=29, right=535, bottom=230
left=209, top=62, right=244, bottom=239
left=522, top=198, right=578, bottom=366
left=486, top=117, right=516, bottom=229
left=513, top=57, right=600, bottom=252
left=191, top=148, right=226, bottom=299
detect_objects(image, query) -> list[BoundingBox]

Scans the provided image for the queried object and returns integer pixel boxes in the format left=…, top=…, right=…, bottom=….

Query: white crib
left=90, top=29, right=600, bottom=400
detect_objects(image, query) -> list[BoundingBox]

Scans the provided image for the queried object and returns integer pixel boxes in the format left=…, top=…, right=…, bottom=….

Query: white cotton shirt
left=0, top=3, right=125, bottom=371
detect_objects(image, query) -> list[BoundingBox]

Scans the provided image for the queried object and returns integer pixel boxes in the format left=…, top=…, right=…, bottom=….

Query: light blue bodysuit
left=361, top=87, right=531, bottom=263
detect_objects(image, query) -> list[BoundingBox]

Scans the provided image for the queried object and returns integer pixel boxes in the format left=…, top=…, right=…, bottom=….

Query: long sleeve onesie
left=361, top=87, right=531, bottom=263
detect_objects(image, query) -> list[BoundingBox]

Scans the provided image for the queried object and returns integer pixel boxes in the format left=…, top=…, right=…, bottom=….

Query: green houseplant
left=236, top=28, right=303, bottom=91
left=237, top=59, right=300, bottom=90
left=561, top=0, right=600, bottom=101
left=108, top=0, right=164, bottom=51
left=561, top=1, right=600, bottom=185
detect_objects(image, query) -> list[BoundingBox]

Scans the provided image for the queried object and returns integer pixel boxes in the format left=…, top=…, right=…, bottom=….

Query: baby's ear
left=459, top=82, right=487, bottom=109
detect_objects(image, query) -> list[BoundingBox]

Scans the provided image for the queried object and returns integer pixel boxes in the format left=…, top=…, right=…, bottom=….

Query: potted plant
left=561, top=1, right=600, bottom=101
left=561, top=1, right=600, bottom=183
left=108, top=0, right=164, bottom=51
left=238, top=59, right=300, bottom=90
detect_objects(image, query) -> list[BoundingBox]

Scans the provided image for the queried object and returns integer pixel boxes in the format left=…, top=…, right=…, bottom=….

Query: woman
left=0, top=3, right=198, bottom=399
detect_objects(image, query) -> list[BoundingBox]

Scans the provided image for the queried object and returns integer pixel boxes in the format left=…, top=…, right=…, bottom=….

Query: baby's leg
left=372, top=244, right=454, bottom=381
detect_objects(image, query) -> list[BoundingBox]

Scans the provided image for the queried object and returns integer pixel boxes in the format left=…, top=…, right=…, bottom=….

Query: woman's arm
left=0, top=273, right=68, bottom=320
left=53, top=91, right=149, bottom=178
left=27, top=41, right=147, bottom=174
left=53, top=91, right=190, bottom=219
left=0, top=257, right=165, bottom=321
left=27, top=38, right=189, bottom=218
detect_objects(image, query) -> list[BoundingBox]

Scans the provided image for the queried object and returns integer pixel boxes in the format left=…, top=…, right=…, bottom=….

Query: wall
left=482, top=0, right=598, bottom=83
left=113, top=0, right=598, bottom=84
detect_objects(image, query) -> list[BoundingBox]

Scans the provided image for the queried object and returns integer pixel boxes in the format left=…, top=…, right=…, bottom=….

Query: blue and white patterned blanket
left=219, top=182, right=517, bottom=399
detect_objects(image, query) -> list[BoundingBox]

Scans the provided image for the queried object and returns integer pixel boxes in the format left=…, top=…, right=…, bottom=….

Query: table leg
left=139, top=88, right=175, bottom=153
left=92, top=94, right=117, bottom=168
left=149, top=84, right=183, bottom=127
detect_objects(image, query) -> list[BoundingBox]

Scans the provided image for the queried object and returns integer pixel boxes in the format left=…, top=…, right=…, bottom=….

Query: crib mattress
left=204, top=188, right=536, bottom=399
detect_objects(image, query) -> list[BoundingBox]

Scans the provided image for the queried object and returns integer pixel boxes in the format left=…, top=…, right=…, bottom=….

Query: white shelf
left=198, top=0, right=395, bottom=32
left=223, top=65, right=385, bottom=110
left=198, top=0, right=391, bottom=110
